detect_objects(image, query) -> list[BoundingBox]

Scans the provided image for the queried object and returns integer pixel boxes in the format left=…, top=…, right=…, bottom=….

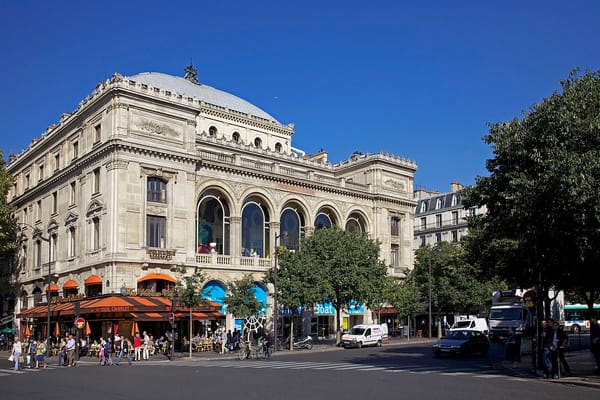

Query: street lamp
left=273, top=233, right=281, bottom=353
left=17, top=222, right=52, bottom=354
left=428, top=247, right=432, bottom=340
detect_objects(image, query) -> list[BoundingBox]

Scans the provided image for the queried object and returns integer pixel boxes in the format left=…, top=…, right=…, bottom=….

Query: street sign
left=74, top=317, right=86, bottom=329
left=523, top=290, right=537, bottom=308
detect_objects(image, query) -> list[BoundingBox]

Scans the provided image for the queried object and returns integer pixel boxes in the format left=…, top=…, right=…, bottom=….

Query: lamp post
left=17, top=223, right=52, bottom=354
left=428, top=247, right=432, bottom=340
left=273, top=233, right=281, bottom=353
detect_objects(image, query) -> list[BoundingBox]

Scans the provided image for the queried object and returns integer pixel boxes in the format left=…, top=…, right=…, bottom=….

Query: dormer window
left=208, top=126, right=217, bottom=137
left=451, top=195, right=457, bottom=207
left=254, top=137, right=262, bottom=148
left=435, top=199, right=442, bottom=209
left=419, top=202, right=426, bottom=213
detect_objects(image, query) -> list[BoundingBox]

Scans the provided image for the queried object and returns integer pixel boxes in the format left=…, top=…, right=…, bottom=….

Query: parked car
left=432, top=329, right=489, bottom=358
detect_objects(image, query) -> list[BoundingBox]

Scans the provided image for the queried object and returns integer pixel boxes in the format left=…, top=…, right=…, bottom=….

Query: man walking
left=65, top=334, right=76, bottom=367
left=115, top=337, right=132, bottom=366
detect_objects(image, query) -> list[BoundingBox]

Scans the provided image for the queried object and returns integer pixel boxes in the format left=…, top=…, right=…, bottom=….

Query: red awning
left=46, top=284, right=59, bottom=292
left=84, top=275, right=102, bottom=285
left=138, top=273, right=176, bottom=283
left=63, top=280, right=78, bottom=289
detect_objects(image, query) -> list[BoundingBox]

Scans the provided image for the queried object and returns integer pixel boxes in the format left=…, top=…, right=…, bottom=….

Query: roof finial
left=184, top=60, right=199, bottom=84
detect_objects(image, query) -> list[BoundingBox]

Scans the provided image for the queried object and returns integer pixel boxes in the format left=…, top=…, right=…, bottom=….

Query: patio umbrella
left=131, top=321, right=138, bottom=337
left=55, top=322, right=60, bottom=337
left=25, top=325, right=31, bottom=337
left=85, top=322, right=91, bottom=336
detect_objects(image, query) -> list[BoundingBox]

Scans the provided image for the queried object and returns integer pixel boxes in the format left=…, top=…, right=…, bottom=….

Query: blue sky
left=1, top=0, right=599, bottom=192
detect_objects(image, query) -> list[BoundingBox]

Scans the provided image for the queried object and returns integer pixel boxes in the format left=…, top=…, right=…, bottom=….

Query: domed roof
left=127, top=72, right=278, bottom=123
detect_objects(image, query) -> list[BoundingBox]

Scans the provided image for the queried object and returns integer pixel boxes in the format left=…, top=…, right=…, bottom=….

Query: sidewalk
left=494, top=348, right=600, bottom=389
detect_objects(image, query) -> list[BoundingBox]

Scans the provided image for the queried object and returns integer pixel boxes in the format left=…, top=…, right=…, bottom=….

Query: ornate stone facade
left=7, top=68, right=417, bottom=335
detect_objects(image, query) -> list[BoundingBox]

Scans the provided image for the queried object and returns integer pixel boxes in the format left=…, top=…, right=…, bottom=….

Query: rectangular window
left=147, top=215, right=166, bottom=248
left=70, top=181, right=76, bottom=205
left=390, top=244, right=399, bottom=267
left=436, top=214, right=442, bottom=228
left=93, top=168, right=100, bottom=193
left=38, top=165, right=44, bottom=182
left=35, top=240, right=42, bottom=269
left=420, top=217, right=426, bottom=230
left=54, top=154, right=60, bottom=171
left=390, top=217, right=400, bottom=236
left=452, top=230, right=458, bottom=243
left=94, top=124, right=101, bottom=143
left=93, top=217, right=100, bottom=250
left=25, top=174, right=30, bottom=189
left=420, top=235, right=426, bottom=248
left=51, top=233, right=57, bottom=262
left=147, top=177, right=167, bottom=203
left=68, top=227, right=76, bottom=258
left=36, top=200, right=42, bottom=221
left=52, top=191, right=58, bottom=214
left=13, top=181, right=17, bottom=198
left=72, top=141, right=79, bottom=159
left=452, top=211, right=459, bottom=225
left=435, top=233, right=442, bottom=242
left=23, top=208, right=28, bottom=224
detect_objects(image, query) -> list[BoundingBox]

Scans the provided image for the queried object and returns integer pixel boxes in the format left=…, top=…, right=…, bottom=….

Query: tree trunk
left=289, top=318, right=294, bottom=351
left=336, top=307, right=342, bottom=345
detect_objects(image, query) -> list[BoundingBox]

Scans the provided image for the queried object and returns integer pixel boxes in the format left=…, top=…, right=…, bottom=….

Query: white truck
left=341, top=324, right=385, bottom=348
left=488, top=289, right=531, bottom=342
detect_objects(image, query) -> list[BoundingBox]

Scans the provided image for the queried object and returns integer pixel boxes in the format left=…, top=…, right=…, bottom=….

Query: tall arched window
left=241, top=202, right=269, bottom=257
left=275, top=142, right=282, bottom=153
left=314, top=212, right=332, bottom=230
left=280, top=208, right=301, bottom=251
left=197, top=195, right=230, bottom=255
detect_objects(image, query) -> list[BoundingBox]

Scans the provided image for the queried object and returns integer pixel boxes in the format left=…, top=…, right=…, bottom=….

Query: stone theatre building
left=6, top=65, right=417, bottom=339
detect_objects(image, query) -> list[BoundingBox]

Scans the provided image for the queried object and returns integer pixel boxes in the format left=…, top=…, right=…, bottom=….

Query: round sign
left=75, top=317, right=85, bottom=329
left=523, top=290, right=537, bottom=308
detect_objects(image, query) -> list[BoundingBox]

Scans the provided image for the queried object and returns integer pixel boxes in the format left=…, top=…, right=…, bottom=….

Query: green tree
left=0, top=152, right=16, bottom=306
left=173, top=266, right=207, bottom=358
left=223, top=274, right=264, bottom=341
left=411, top=242, right=504, bottom=336
left=464, top=69, right=600, bottom=316
left=297, top=228, right=387, bottom=344
left=264, top=247, right=324, bottom=349
left=385, top=278, right=421, bottom=339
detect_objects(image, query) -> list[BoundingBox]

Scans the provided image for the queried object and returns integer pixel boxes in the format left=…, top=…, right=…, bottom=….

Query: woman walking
left=11, top=337, right=22, bottom=371
left=35, top=339, right=47, bottom=369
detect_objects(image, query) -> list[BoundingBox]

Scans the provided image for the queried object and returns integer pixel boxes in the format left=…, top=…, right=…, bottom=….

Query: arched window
left=345, top=217, right=362, bottom=232
left=314, top=212, right=332, bottom=230
left=280, top=208, right=301, bottom=251
left=208, top=126, right=217, bottom=137
left=232, top=132, right=241, bottom=143
left=202, top=280, right=227, bottom=313
left=254, top=137, right=262, bottom=148
left=32, top=287, right=43, bottom=306
left=241, top=202, right=269, bottom=257
left=275, top=142, right=282, bottom=153
left=20, top=290, right=29, bottom=310
left=197, top=195, right=230, bottom=255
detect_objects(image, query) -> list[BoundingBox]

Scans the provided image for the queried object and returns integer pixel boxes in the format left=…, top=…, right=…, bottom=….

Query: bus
left=563, top=303, right=600, bottom=334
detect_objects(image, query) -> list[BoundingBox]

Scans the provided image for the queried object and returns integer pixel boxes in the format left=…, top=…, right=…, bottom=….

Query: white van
left=449, top=317, right=489, bottom=335
left=341, top=324, right=384, bottom=348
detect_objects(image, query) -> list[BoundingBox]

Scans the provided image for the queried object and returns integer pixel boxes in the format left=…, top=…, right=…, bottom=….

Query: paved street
left=1, top=340, right=598, bottom=400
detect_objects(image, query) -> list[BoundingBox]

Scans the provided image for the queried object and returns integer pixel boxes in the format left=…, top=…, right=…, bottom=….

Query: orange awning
left=138, top=273, right=176, bottom=283
left=46, top=284, right=59, bottom=292
left=84, top=275, right=102, bottom=285
left=63, top=280, right=78, bottom=289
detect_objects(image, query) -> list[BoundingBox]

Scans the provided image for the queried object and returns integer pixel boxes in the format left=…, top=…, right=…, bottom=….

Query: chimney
left=450, top=181, right=464, bottom=192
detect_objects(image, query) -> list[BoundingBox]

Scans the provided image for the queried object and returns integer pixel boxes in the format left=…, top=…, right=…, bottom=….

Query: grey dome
left=127, top=72, right=278, bottom=123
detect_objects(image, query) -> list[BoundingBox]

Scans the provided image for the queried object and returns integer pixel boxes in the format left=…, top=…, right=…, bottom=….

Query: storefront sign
left=51, top=293, right=86, bottom=304
left=314, top=303, right=335, bottom=315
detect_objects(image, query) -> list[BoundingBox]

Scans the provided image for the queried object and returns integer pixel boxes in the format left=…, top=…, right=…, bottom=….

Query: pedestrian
left=27, top=337, right=37, bottom=369
left=133, top=332, right=142, bottom=361
left=540, top=319, right=554, bottom=378
left=57, top=337, right=67, bottom=366
left=65, top=334, right=76, bottom=367
left=142, top=331, right=150, bottom=360
left=220, top=328, right=228, bottom=354
left=552, top=320, right=570, bottom=375
left=35, top=339, right=47, bottom=369
left=115, top=337, right=132, bottom=366
left=590, top=315, right=600, bottom=374
left=10, top=337, right=22, bottom=371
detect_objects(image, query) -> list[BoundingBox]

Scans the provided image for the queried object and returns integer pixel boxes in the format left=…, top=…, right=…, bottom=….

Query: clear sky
left=1, top=0, right=598, bottom=192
